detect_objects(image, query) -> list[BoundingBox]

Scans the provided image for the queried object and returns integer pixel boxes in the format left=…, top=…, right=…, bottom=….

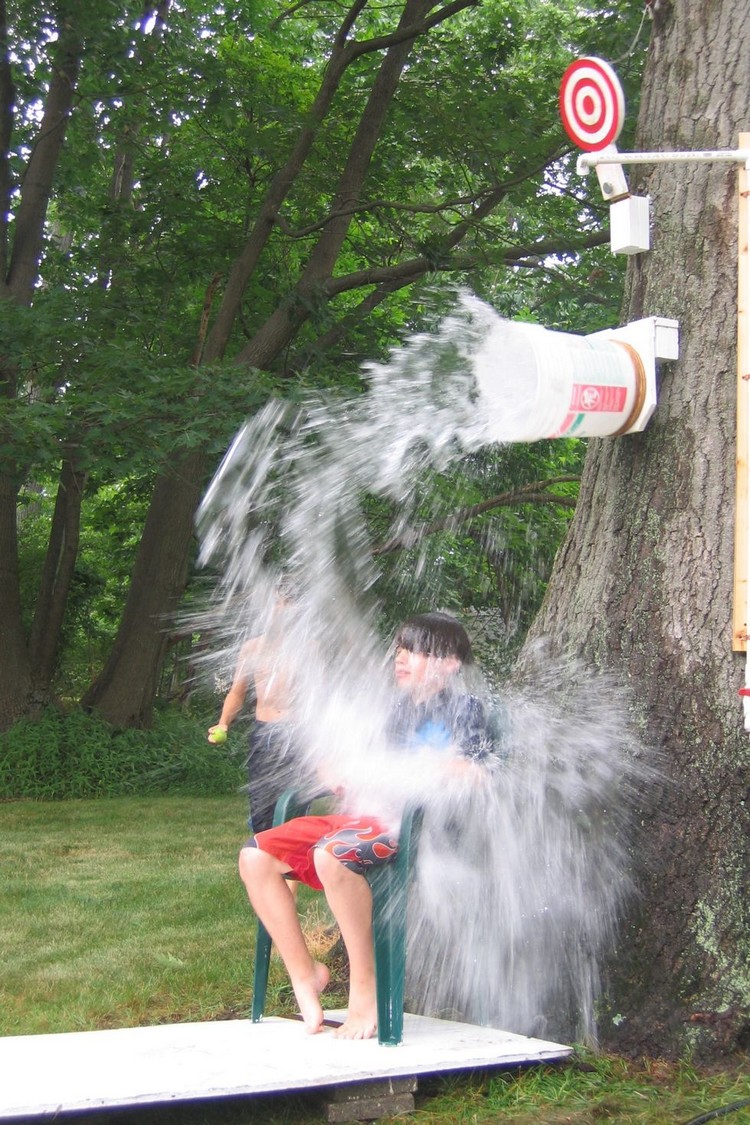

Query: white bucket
left=472, top=319, right=645, bottom=442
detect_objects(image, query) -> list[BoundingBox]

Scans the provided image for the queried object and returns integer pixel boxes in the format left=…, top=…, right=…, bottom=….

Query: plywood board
left=0, top=1014, right=571, bottom=1118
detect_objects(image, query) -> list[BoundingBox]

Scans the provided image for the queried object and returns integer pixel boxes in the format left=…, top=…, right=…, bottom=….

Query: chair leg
left=371, top=805, right=421, bottom=1045
left=251, top=921, right=273, bottom=1022
left=250, top=786, right=312, bottom=1022
left=372, top=862, right=408, bottom=1045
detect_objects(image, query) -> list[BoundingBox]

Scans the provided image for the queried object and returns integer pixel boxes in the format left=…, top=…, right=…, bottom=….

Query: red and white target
left=559, top=57, right=625, bottom=152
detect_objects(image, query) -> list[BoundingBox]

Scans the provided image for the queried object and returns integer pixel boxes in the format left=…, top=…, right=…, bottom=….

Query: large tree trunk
left=28, top=454, right=87, bottom=696
left=526, top=0, right=750, bottom=1059
left=0, top=17, right=81, bottom=728
left=0, top=473, right=31, bottom=728
left=80, top=452, right=206, bottom=727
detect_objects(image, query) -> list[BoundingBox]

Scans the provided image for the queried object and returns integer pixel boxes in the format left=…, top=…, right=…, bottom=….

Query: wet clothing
left=247, top=719, right=308, bottom=834
left=244, top=688, right=488, bottom=886
left=385, top=690, right=489, bottom=761
left=251, top=814, right=399, bottom=891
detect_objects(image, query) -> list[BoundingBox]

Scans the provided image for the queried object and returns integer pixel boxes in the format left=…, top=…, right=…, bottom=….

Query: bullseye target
left=559, top=57, right=625, bottom=152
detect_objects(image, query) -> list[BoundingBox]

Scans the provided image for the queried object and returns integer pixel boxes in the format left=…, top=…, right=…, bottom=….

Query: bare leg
left=239, top=846, right=329, bottom=1033
left=314, top=849, right=377, bottom=1040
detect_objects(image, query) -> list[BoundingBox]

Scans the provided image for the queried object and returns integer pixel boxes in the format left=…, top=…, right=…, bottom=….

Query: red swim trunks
left=248, top=814, right=399, bottom=890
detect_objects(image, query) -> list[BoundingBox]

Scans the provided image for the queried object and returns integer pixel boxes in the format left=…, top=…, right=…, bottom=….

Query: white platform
left=0, top=1013, right=571, bottom=1118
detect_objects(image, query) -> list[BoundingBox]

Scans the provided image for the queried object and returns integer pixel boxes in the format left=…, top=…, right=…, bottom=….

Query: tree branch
left=273, top=161, right=550, bottom=239
left=270, top=0, right=327, bottom=32
left=273, top=192, right=492, bottom=238
left=202, top=2, right=371, bottom=361
left=323, top=231, right=610, bottom=297
left=234, top=0, right=443, bottom=368
left=206, top=1, right=480, bottom=362
left=347, top=0, right=479, bottom=62
left=373, top=476, right=580, bottom=555
left=287, top=281, right=402, bottom=375
left=7, top=14, right=82, bottom=301
left=0, top=0, right=14, bottom=287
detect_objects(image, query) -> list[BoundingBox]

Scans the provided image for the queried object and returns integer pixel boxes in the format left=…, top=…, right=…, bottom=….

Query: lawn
left=2, top=796, right=749, bottom=1124
left=2, top=796, right=259, bottom=1035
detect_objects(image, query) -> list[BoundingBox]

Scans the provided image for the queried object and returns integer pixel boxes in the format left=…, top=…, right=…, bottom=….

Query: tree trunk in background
left=28, top=454, right=87, bottom=695
left=80, top=452, right=206, bottom=727
left=525, top=0, right=750, bottom=1058
left=0, top=474, right=31, bottom=727
left=0, top=20, right=81, bottom=726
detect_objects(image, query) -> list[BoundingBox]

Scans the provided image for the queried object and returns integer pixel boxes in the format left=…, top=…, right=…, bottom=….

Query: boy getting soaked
left=238, top=612, right=490, bottom=1040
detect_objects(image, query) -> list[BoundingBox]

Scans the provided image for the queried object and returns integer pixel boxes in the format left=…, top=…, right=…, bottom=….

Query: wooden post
left=733, top=133, right=750, bottom=651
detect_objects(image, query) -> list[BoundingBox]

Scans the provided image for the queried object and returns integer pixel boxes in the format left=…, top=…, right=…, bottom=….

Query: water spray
left=193, top=292, right=666, bottom=1042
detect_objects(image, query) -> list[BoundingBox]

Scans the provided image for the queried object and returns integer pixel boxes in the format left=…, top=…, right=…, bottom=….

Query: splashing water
left=195, top=293, right=652, bottom=1043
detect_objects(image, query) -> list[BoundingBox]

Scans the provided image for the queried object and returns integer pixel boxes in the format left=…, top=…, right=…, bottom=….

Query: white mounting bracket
left=590, top=316, right=680, bottom=433
left=577, top=146, right=750, bottom=257
left=584, top=144, right=630, bottom=202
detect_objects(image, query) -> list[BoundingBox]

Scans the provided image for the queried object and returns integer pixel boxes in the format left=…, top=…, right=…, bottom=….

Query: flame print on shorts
left=320, top=823, right=399, bottom=872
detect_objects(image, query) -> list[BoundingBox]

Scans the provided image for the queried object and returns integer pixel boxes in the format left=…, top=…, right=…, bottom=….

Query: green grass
left=409, top=1061, right=750, bottom=1124
left=2, top=796, right=749, bottom=1124
left=1, top=796, right=257, bottom=1035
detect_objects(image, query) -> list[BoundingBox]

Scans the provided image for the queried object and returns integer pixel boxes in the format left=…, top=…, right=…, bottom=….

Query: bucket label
left=569, top=383, right=628, bottom=413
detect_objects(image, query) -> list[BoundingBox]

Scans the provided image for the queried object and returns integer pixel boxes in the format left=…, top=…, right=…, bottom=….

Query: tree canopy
left=1, top=0, right=646, bottom=726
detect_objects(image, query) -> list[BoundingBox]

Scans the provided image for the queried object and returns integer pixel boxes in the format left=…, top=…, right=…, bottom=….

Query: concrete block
left=323, top=1077, right=417, bottom=1122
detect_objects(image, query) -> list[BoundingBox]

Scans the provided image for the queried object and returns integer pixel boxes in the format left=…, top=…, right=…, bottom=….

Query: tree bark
left=0, top=473, right=30, bottom=728
left=0, top=0, right=14, bottom=277
left=80, top=451, right=207, bottom=727
left=525, top=0, right=750, bottom=1059
left=0, top=17, right=82, bottom=727
left=28, top=454, right=87, bottom=695
left=6, top=18, right=80, bottom=296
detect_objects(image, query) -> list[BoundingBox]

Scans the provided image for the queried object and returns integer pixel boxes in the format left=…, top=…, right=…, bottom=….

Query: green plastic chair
left=250, top=787, right=423, bottom=1046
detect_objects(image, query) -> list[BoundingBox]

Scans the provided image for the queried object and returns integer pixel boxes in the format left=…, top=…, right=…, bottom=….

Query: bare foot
left=292, top=960, right=330, bottom=1034
left=332, top=1004, right=378, bottom=1040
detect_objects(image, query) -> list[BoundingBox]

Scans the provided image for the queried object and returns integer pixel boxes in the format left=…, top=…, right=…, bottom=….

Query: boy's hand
left=444, top=756, right=486, bottom=784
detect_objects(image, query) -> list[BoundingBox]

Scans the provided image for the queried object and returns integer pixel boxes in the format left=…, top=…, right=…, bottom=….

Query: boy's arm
left=454, top=695, right=492, bottom=761
left=444, top=698, right=493, bottom=781
left=208, top=642, right=253, bottom=738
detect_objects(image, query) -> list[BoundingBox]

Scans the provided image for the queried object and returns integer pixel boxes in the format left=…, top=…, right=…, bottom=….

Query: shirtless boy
left=209, top=592, right=305, bottom=833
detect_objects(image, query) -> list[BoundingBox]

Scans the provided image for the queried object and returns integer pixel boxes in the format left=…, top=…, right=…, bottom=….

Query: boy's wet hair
left=394, top=612, right=474, bottom=664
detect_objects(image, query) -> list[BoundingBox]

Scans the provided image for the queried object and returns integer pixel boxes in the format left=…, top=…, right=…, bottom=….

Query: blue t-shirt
left=385, top=690, right=489, bottom=760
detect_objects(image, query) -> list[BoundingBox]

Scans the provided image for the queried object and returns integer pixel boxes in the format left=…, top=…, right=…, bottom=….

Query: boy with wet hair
left=238, top=611, right=489, bottom=1040
left=386, top=611, right=486, bottom=758
left=394, top=611, right=474, bottom=662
